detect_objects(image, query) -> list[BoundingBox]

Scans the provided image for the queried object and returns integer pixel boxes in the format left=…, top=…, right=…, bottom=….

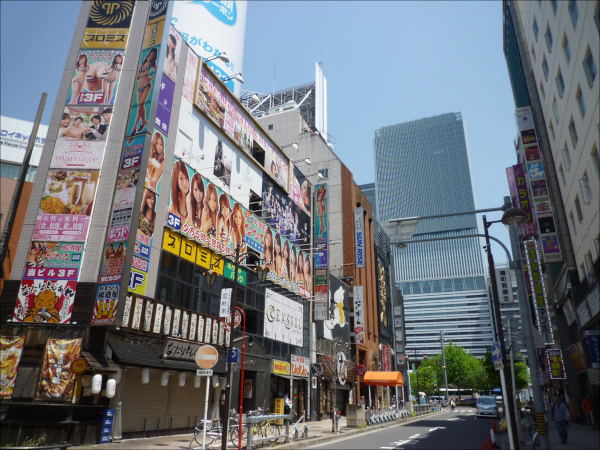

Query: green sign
left=224, top=261, right=246, bottom=286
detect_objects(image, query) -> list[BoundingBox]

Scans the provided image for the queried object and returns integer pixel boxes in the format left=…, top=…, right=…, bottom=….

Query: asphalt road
left=308, top=408, right=495, bottom=450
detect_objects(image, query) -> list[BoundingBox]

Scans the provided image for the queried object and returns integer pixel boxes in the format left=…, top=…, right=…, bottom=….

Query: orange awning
left=362, top=371, right=404, bottom=387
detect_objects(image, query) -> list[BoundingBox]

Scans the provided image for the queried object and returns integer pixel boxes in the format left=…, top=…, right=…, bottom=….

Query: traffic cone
left=482, top=440, right=487, bottom=450
left=492, top=419, right=497, bottom=433
left=487, top=433, right=493, bottom=450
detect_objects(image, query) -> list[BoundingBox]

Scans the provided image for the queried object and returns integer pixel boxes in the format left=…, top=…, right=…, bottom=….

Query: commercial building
left=0, top=2, right=321, bottom=445
left=1, top=117, right=48, bottom=293
left=373, top=113, right=495, bottom=360
left=503, top=0, right=599, bottom=418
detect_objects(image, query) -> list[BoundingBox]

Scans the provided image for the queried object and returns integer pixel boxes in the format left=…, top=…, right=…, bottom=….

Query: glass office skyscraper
left=374, top=112, right=494, bottom=359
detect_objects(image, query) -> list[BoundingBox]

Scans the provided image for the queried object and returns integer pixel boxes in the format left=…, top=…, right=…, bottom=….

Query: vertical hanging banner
left=515, top=107, right=562, bottom=262
left=36, top=338, right=82, bottom=401
left=506, top=167, right=519, bottom=208
left=353, top=285, right=366, bottom=345
left=546, top=349, right=566, bottom=380
left=314, top=184, right=328, bottom=269
left=524, top=239, right=553, bottom=344
left=0, top=337, right=25, bottom=399
left=512, top=164, right=536, bottom=236
left=495, top=268, right=514, bottom=303
left=354, top=207, right=365, bottom=269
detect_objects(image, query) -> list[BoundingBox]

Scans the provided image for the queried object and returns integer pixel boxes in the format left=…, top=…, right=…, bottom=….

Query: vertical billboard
left=524, top=239, right=553, bottom=344
left=495, top=268, right=514, bottom=304
left=320, top=274, right=350, bottom=340
left=1, top=336, right=25, bottom=399
left=354, top=207, right=365, bottom=269
left=263, top=288, right=303, bottom=347
left=172, top=0, right=248, bottom=96
left=353, top=285, right=366, bottom=345
left=515, top=107, right=562, bottom=263
left=512, top=164, right=536, bottom=236
left=36, top=338, right=82, bottom=401
left=314, top=184, right=328, bottom=269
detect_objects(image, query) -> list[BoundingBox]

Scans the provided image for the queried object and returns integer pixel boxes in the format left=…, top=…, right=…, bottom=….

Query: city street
left=310, top=408, right=490, bottom=450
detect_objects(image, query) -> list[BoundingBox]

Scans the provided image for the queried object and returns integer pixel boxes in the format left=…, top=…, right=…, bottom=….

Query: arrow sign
left=491, top=342, right=503, bottom=363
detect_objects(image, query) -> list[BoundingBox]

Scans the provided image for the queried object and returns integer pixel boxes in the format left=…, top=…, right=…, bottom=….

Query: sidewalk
left=83, top=410, right=443, bottom=449
left=499, top=420, right=600, bottom=449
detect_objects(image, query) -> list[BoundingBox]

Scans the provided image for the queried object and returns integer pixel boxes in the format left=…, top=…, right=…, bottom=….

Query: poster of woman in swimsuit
left=127, top=45, right=159, bottom=136
left=68, top=50, right=124, bottom=106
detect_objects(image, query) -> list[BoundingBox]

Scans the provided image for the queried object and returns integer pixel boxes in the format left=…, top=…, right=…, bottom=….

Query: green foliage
left=22, top=432, right=47, bottom=447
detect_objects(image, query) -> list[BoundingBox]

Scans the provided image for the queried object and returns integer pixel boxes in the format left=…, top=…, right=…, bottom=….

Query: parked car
left=429, top=396, right=448, bottom=407
left=476, top=395, right=499, bottom=419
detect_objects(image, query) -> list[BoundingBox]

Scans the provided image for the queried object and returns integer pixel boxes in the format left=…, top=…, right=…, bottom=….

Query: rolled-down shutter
left=121, top=368, right=169, bottom=433
left=165, top=373, right=214, bottom=430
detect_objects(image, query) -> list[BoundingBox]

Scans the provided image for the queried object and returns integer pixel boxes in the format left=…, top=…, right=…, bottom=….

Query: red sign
left=223, top=310, right=242, bottom=331
left=355, top=364, right=367, bottom=376
left=512, top=164, right=536, bottom=236
left=382, top=345, right=391, bottom=372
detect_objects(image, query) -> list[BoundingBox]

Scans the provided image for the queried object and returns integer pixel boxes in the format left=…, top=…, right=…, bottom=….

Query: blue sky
left=1, top=1, right=516, bottom=261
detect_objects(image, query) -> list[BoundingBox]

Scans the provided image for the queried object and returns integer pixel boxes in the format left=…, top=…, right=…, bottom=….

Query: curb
left=274, top=411, right=444, bottom=449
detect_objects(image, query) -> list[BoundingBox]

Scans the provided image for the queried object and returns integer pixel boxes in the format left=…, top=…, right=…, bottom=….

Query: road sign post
left=195, top=346, right=218, bottom=450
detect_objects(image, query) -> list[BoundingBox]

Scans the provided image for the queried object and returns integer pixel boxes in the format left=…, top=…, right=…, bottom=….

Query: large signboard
left=353, top=285, right=366, bottom=345
left=524, top=239, right=553, bottom=344
left=263, top=288, right=303, bottom=347
left=512, top=164, right=535, bottom=236
left=172, top=1, right=248, bottom=96
left=314, top=184, right=328, bottom=269
left=354, top=207, right=365, bottom=269
left=321, top=274, right=350, bottom=340
left=0, top=116, right=47, bottom=167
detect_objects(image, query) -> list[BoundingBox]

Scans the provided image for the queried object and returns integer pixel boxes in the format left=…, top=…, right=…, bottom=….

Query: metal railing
left=245, top=414, right=291, bottom=450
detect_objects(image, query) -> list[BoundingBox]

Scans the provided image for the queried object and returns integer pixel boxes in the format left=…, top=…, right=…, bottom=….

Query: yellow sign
left=71, top=358, right=88, bottom=374
left=180, top=238, right=197, bottom=263
left=196, top=246, right=212, bottom=269
left=82, top=28, right=130, bottom=49
left=273, top=360, right=291, bottom=376
left=163, top=229, right=181, bottom=255
left=143, top=17, right=165, bottom=49
left=210, top=253, right=224, bottom=276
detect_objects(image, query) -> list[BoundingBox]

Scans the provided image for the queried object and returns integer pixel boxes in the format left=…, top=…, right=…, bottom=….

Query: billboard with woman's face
left=68, top=50, right=124, bottom=106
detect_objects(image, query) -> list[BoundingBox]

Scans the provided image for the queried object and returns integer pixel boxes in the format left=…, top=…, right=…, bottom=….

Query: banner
left=495, top=268, right=514, bottom=303
left=313, top=269, right=328, bottom=320
left=354, top=207, right=365, bottom=268
left=524, top=239, right=553, bottom=344
left=263, top=288, right=303, bottom=347
left=0, top=336, right=25, bottom=399
left=67, top=50, right=125, bottom=105
left=13, top=280, right=78, bottom=324
left=315, top=184, right=328, bottom=269
left=291, top=354, right=309, bottom=378
left=36, top=338, right=82, bottom=401
left=512, top=164, right=535, bottom=236
left=382, top=345, right=391, bottom=372
left=546, top=349, right=566, bottom=379
left=92, top=283, right=120, bottom=325
left=353, top=286, right=366, bottom=345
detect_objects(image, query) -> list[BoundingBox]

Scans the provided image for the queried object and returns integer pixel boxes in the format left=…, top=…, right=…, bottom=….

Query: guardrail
left=245, top=414, right=291, bottom=450
left=2, top=445, right=71, bottom=450
left=414, top=405, right=431, bottom=416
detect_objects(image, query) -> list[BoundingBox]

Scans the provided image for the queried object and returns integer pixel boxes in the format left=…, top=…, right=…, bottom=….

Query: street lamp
left=406, top=350, right=427, bottom=403
left=223, top=73, right=244, bottom=84
left=292, top=158, right=311, bottom=165
left=205, top=52, right=230, bottom=64
left=281, top=142, right=300, bottom=151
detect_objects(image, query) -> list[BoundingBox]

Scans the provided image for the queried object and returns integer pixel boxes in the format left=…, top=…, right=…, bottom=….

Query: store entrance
left=292, top=380, right=307, bottom=421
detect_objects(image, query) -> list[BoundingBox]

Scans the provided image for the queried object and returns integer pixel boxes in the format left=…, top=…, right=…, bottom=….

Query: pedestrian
left=582, top=394, right=594, bottom=425
left=360, top=396, right=365, bottom=409
left=451, top=399, right=456, bottom=411
left=551, top=394, right=571, bottom=444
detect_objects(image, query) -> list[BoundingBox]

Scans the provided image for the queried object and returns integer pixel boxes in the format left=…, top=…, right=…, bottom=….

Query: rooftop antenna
left=272, top=61, right=275, bottom=108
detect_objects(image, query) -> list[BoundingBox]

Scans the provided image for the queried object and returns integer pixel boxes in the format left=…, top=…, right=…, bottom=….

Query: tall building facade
left=374, top=112, right=494, bottom=359
left=503, top=0, right=599, bottom=413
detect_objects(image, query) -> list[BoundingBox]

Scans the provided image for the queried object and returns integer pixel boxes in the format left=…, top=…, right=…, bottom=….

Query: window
left=552, top=97, right=560, bottom=123
left=575, top=196, right=584, bottom=222
left=584, top=252, right=594, bottom=274
left=568, top=119, right=578, bottom=148
left=562, top=145, right=572, bottom=170
left=545, top=26, right=553, bottom=52
left=0, top=163, right=20, bottom=180
left=268, top=124, right=273, bottom=130
left=562, top=34, right=571, bottom=62
left=549, top=121, right=555, bottom=140
left=551, top=0, right=558, bottom=14
left=533, top=18, right=539, bottom=41
left=539, top=80, right=545, bottom=100
left=318, top=168, right=329, bottom=179
left=555, top=69, right=565, bottom=97
left=569, top=212, right=578, bottom=235
left=559, top=164, right=566, bottom=185
left=568, top=1, right=579, bottom=28
left=576, top=86, right=586, bottom=117
left=542, top=56, right=549, bottom=80
left=580, top=173, right=593, bottom=204
left=531, top=44, right=536, bottom=62
left=595, top=235, right=600, bottom=257
left=592, top=143, right=600, bottom=176
left=582, top=50, right=597, bottom=86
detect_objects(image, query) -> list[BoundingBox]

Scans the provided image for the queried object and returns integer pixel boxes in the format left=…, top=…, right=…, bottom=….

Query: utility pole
left=440, top=331, right=449, bottom=401
left=0, top=93, right=47, bottom=279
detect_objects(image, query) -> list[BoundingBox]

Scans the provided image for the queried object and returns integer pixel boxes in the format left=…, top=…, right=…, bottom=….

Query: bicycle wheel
left=229, top=425, right=248, bottom=446
left=266, top=422, right=282, bottom=442
left=189, top=430, right=216, bottom=449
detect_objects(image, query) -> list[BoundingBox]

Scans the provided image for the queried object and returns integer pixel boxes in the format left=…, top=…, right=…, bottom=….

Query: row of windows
left=400, top=276, right=487, bottom=295
left=0, top=162, right=37, bottom=182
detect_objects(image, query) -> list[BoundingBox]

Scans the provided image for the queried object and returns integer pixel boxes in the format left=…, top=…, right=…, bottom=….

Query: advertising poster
left=354, top=207, right=365, bottom=269
left=129, top=267, right=147, bottom=296
left=541, top=235, right=561, bottom=256
left=530, top=180, right=548, bottom=197
left=263, top=288, right=303, bottom=347
left=291, top=165, right=312, bottom=216
left=353, top=286, right=366, bottom=345
left=315, top=184, right=328, bottom=269
left=163, top=25, right=182, bottom=84
left=52, top=106, right=112, bottom=169
left=32, top=169, right=99, bottom=242
left=100, top=241, right=127, bottom=283
left=244, top=213, right=266, bottom=254
left=36, top=338, right=82, bottom=401
left=183, top=50, right=198, bottom=104
left=67, top=50, right=124, bottom=105
left=314, top=268, right=328, bottom=320
left=538, top=216, right=556, bottom=234
left=525, top=145, right=541, bottom=161
left=546, top=349, right=566, bottom=379
left=121, top=135, right=145, bottom=170
left=82, top=27, right=130, bottom=50
left=524, top=240, right=553, bottom=344
left=92, top=283, right=120, bottom=325
left=565, top=343, right=587, bottom=374
left=172, top=0, right=248, bottom=96
left=86, top=0, right=135, bottom=29
left=1, top=336, right=25, bottom=399
left=21, top=241, right=84, bottom=280
left=322, top=274, right=350, bottom=340
left=526, top=162, right=545, bottom=180
left=534, top=198, right=552, bottom=214
left=13, top=280, right=78, bottom=324
left=135, top=189, right=157, bottom=260
left=145, top=129, right=166, bottom=192
left=156, top=75, right=175, bottom=136
left=513, top=164, right=536, bottom=236
left=108, top=167, right=139, bottom=243
left=143, top=4, right=166, bottom=50
left=213, top=139, right=233, bottom=188
left=584, top=330, right=600, bottom=369
left=127, top=44, right=160, bottom=137
left=520, top=129, right=537, bottom=146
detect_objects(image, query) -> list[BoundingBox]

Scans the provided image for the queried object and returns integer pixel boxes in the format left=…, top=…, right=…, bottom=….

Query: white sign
left=313, top=302, right=328, bottom=320
left=220, top=288, right=232, bottom=318
left=353, top=286, right=365, bottom=345
left=495, top=269, right=514, bottom=304
left=354, top=207, right=365, bottom=269
left=263, top=288, right=303, bottom=347
left=494, top=361, right=504, bottom=371
left=336, top=352, right=348, bottom=385
left=0, top=115, right=47, bottom=166
left=172, top=1, right=248, bottom=97
left=196, top=369, right=213, bottom=376
left=291, top=354, right=309, bottom=378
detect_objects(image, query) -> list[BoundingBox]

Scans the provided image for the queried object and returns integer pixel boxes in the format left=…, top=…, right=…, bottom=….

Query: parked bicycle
left=189, top=409, right=242, bottom=449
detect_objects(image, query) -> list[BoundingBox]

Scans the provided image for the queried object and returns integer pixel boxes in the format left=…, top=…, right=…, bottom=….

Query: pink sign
left=513, top=164, right=536, bottom=236
left=33, top=215, right=90, bottom=242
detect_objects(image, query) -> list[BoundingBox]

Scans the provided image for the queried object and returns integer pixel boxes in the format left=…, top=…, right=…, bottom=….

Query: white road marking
left=447, top=418, right=459, bottom=421
left=409, top=434, right=421, bottom=438
left=429, top=427, right=439, bottom=432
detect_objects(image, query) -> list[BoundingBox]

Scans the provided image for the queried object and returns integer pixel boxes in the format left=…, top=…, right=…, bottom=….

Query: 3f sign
left=79, top=93, right=104, bottom=104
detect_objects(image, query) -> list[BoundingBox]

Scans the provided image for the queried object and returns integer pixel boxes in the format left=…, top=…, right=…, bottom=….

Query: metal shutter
left=122, top=368, right=170, bottom=433
left=165, top=373, right=214, bottom=430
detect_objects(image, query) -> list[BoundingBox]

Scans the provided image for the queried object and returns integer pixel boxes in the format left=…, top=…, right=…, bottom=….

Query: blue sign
left=228, top=348, right=239, bottom=363
left=491, top=342, right=503, bottom=363
left=585, top=330, right=600, bottom=369
left=189, top=0, right=238, bottom=25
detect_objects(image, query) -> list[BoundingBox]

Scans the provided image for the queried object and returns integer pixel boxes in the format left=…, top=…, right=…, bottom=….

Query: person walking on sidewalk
left=582, top=395, right=594, bottom=425
left=552, top=394, right=571, bottom=444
